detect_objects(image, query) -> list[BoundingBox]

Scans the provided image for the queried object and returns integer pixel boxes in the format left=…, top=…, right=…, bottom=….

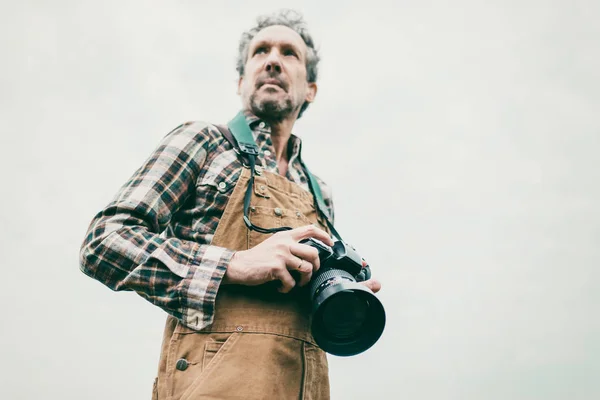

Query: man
left=80, top=9, right=381, bottom=399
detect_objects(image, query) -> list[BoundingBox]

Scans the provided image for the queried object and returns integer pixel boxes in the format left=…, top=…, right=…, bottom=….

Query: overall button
left=218, top=182, right=227, bottom=191
left=264, top=149, right=271, bottom=156
left=256, top=184, right=270, bottom=199
left=236, top=326, right=244, bottom=332
left=274, top=208, right=283, bottom=216
left=175, top=359, right=189, bottom=371
left=255, top=165, right=262, bottom=175
left=258, top=122, right=266, bottom=129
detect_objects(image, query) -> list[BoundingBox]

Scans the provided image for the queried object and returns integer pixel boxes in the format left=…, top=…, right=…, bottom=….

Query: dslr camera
left=300, top=238, right=386, bottom=356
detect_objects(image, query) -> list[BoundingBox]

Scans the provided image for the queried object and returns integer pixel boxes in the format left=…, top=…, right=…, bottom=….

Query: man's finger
left=285, top=255, right=313, bottom=273
left=275, top=269, right=296, bottom=294
left=285, top=254, right=313, bottom=287
left=359, top=278, right=381, bottom=293
left=289, top=225, right=333, bottom=246
left=289, top=242, right=320, bottom=271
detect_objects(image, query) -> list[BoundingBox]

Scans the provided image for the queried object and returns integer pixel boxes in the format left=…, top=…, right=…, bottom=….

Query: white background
left=1, top=0, right=599, bottom=399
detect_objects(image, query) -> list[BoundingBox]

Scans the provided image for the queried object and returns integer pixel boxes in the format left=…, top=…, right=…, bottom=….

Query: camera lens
left=320, top=291, right=368, bottom=340
left=309, top=268, right=385, bottom=357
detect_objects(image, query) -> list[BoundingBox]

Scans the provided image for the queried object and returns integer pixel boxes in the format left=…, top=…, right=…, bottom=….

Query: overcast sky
left=1, top=0, right=599, bottom=399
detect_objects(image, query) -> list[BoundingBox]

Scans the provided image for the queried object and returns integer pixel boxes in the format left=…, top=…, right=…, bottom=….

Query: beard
left=249, top=90, right=296, bottom=123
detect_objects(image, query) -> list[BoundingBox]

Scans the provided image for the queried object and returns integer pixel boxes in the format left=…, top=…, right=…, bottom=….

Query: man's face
left=238, top=25, right=317, bottom=122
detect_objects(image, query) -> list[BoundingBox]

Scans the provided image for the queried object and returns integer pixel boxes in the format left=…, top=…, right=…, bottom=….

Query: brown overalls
left=153, top=165, right=331, bottom=400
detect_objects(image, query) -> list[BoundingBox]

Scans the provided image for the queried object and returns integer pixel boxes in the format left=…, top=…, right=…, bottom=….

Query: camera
left=300, top=238, right=386, bottom=356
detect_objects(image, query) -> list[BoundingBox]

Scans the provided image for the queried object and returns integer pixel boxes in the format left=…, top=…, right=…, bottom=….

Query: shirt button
left=264, top=150, right=271, bottom=156
left=258, top=122, right=266, bottom=129
left=259, top=185, right=266, bottom=191
left=236, top=326, right=244, bottom=332
left=218, top=182, right=227, bottom=191
left=274, top=208, right=283, bottom=216
left=176, top=358, right=189, bottom=371
left=255, top=165, right=262, bottom=176
left=296, top=211, right=302, bottom=217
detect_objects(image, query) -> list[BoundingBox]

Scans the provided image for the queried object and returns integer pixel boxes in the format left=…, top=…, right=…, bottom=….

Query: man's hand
left=359, top=259, right=382, bottom=293
left=223, top=225, right=334, bottom=293
left=360, top=279, right=382, bottom=293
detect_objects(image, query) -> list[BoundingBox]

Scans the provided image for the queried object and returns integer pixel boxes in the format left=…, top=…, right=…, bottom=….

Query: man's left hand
left=359, top=259, right=381, bottom=293
left=360, top=278, right=381, bottom=293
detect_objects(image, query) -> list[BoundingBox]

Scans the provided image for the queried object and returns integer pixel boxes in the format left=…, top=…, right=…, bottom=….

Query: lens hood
left=311, top=276, right=386, bottom=357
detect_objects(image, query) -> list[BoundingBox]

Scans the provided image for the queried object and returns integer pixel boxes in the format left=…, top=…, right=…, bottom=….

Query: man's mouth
left=258, top=78, right=285, bottom=91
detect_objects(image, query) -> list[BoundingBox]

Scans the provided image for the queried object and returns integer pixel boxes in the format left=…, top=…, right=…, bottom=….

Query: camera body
left=300, top=238, right=385, bottom=357
left=301, top=238, right=370, bottom=290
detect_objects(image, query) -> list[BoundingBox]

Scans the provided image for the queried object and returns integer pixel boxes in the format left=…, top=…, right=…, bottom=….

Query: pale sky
left=1, top=0, right=599, bottom=399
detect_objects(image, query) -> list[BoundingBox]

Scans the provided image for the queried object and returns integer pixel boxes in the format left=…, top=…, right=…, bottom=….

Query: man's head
left=236, top=9, right=320, bottom=122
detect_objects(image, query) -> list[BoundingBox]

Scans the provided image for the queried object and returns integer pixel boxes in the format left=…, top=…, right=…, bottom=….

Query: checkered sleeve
left=79, top=122, right=233, bottom=330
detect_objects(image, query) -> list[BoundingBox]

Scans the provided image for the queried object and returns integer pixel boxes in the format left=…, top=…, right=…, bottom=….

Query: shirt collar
left=239, top=109, right=304, bottom=162
left=288, top=134, right=303, bottom=163
left=241, top=109, right=263, bottom=133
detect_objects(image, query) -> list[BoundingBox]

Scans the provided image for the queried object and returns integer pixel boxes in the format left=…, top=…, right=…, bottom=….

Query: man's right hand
left=222, top=225, right=334, bottom=293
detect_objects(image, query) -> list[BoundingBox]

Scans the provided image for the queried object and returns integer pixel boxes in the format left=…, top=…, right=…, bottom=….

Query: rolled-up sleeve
left=79, top=122, right=233, bottom=330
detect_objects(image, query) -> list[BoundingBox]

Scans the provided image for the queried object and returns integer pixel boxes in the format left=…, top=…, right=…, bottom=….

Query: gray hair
left=236, top=9, right=320, bottom=118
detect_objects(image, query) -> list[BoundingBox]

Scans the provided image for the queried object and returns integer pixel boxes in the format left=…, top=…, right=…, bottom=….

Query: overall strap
left=228, top=112, right=259, bottom=157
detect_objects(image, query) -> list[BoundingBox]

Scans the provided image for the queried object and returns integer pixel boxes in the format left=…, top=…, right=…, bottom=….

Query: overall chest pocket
left=245, top=173, right=328, bottom=248
left=247, top=205, right=316, bottom=248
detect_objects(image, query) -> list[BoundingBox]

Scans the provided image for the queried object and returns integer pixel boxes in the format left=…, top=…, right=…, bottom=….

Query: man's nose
left=264, top=50, right=282, bottom=73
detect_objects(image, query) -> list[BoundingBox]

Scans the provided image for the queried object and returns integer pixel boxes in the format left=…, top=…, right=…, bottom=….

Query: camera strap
left=217, top=111, right=342, bottom=241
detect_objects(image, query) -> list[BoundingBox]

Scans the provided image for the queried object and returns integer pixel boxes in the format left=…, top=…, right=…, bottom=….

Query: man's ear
left=305, top=82, right=318, bottom=103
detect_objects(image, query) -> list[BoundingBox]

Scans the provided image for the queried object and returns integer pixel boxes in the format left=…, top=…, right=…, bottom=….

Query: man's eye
left=254, top=47, right=267, bottom=55
left=283, top=49, right=297, bottom=57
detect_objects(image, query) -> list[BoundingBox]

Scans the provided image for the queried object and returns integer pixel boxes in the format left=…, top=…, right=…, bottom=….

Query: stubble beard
left=249, top=90, right=296, bottom=123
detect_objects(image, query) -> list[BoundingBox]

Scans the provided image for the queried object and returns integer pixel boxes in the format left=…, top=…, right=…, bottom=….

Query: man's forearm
left=79, top=203, right=234, bottom=330
left=79, top=121, right=232, bottom=329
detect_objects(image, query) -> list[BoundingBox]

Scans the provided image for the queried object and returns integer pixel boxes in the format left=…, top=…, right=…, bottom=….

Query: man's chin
left=250, top=97, right=294, bottom=122
left=250, top=94, right=293, bottom=122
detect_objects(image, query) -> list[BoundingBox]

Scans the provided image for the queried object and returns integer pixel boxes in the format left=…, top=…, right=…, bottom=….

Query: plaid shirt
left=79, top=111, right=334, bottom=330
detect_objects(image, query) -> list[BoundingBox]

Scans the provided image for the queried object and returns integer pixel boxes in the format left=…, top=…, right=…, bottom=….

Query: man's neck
left=268, top=118, right=295, bottom=164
